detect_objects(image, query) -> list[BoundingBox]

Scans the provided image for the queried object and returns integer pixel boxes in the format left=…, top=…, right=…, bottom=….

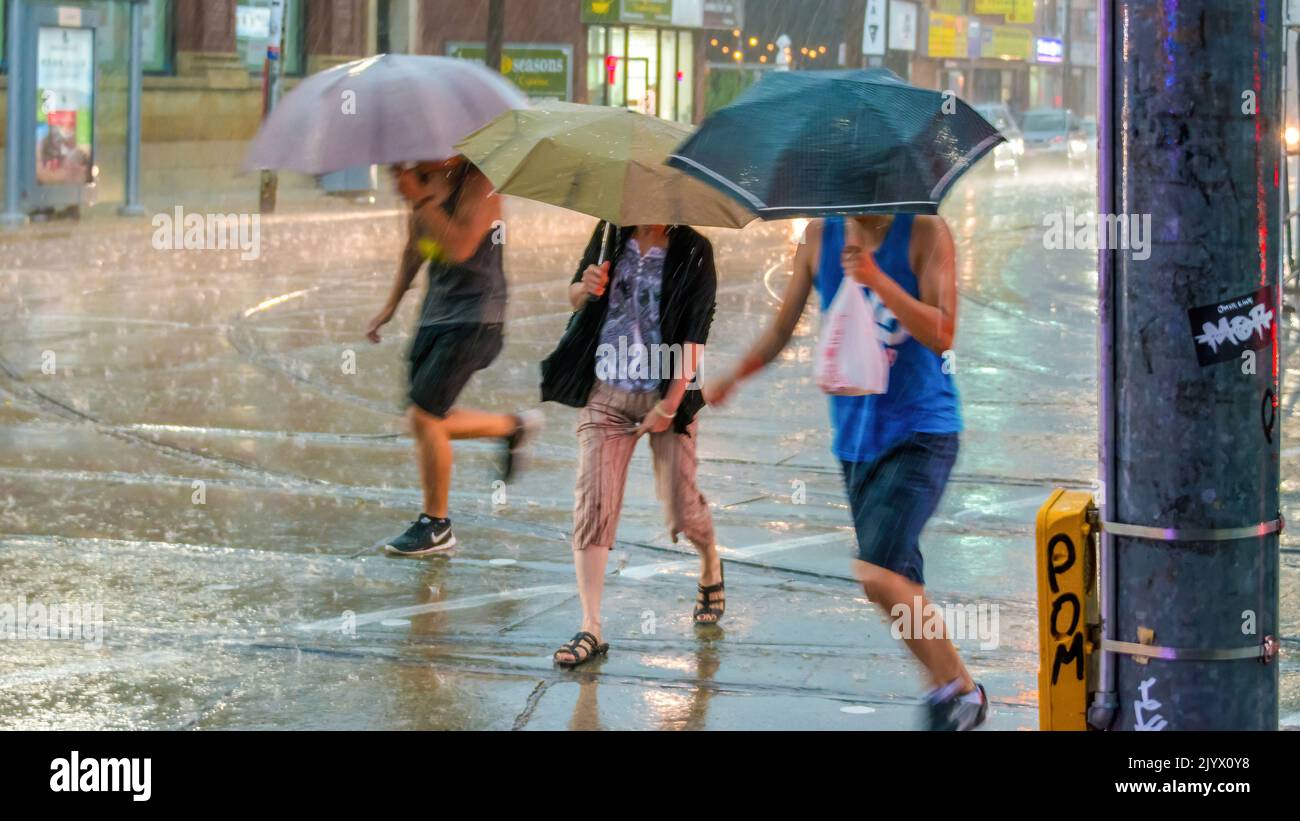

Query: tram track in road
left=0, top=354, right=311, bottom=488
left=0, top=519, right=1047, bottom=634
left=15, top=625, right=1038, bottom=730
left=240, top=639, right=1042, bottom=713
left=0, top=524, right=1055, bottom=667
left=0, top=452, right=1080, bottom=546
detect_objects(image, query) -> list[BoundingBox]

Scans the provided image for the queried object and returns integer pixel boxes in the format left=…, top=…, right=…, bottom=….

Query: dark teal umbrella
left=667, top=69, right=1003, bottom=219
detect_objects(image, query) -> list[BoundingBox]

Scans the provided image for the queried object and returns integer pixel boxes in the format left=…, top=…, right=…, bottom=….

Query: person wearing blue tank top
left=706, top=214, right=988, bottom=731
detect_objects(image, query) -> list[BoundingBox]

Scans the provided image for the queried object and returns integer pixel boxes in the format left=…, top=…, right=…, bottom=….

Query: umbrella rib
left=757, top=201, right=937, bottom=214
left=929, top=131, right=1005, bottom=200
left=466, top=114, right=526, bottom=181
left=668, top=153, right=767, bottom=211
left=562, top=148, right=587, bottom=214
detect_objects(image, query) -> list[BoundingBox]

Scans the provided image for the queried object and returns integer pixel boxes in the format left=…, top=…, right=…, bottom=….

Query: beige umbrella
left=455, top=101, right=756, bottom=234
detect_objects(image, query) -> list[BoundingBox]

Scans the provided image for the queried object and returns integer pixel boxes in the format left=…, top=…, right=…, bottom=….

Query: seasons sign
left=447, top=43, right=572, bottom=101
left=1186, top=287, right=1275, bottom=367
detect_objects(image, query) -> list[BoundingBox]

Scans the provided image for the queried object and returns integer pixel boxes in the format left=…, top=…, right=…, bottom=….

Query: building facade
left=0, top=0, right=717, bottom=206
left=902, top=0, right=1096, bottom=117
left=695, top=0, right=1097, bottom=118
left=0, top=0, right=1098, bottom=208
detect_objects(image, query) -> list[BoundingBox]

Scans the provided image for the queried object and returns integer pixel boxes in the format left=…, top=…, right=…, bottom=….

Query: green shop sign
left=582, top=0, right=673, bottom=25
left=447, top=43, right=573, bottom=101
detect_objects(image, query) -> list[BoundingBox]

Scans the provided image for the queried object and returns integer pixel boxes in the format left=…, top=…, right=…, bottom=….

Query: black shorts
left=407, top=323, right=504, bottom=417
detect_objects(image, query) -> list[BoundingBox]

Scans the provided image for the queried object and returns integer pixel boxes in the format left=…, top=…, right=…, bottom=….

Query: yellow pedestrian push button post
left=1035, top=488, right=1097, bottom=730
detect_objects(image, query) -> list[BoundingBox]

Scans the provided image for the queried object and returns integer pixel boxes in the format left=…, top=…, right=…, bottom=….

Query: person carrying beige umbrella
left=458, top=103, right=755, bottom=667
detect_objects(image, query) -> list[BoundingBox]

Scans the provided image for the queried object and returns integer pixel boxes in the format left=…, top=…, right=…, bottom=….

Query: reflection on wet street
left=1, top=165, right=1297, bottom=729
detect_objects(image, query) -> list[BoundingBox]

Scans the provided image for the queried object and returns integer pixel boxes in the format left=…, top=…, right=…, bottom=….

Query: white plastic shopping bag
left=814, top=278, right=890, bottom=396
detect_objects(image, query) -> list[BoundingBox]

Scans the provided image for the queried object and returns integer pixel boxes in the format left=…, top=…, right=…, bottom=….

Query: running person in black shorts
left=366, top=158, right=541, bottom=555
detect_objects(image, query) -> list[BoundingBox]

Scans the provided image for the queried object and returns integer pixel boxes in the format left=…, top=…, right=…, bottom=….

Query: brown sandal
left=552, top=631, right=609, bottom=669
left=693, top=563, right=726, bottom=625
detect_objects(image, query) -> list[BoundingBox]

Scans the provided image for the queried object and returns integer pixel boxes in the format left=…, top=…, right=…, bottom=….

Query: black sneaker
left=926, top=682, right=989, bottom=731
left=383, top=514, right=456, bottom=556
left=501, top=409, right=544, bottom=483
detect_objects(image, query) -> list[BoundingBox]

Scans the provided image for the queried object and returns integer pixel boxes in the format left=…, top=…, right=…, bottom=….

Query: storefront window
left=587, top=25, right=607, bottom=106
left=658, top=29, right=677, bottom=121
left=676, top=30, right=693, bottom=123
left=7, top=0, right=175, bottom=76
left=626, top=26, right=658, bottom=115
left=141, top=0, right=174, bottom=75
left=284, top=0, right=304, bottom=75
left=586, top=23, right=694, bottom=123
left=236, top=0, right=304, bottom=76
left=608, top=26, right=626, bottom=108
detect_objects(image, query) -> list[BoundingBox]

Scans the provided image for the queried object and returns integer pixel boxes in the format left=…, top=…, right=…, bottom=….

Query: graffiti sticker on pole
left=1187, top=287, right=1275, bottom=367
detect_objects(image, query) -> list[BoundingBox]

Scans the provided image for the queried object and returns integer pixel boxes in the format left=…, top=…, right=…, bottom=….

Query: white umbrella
left=243, top=54, right=529, bottom=176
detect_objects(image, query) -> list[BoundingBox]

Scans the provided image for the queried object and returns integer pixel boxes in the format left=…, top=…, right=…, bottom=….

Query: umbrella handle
left=588, top=221, right=613, bottom=303
left=596, top=221, right=611, bottom=266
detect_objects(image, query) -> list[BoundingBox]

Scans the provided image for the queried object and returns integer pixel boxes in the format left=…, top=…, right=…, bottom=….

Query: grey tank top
left=417, top=167, right=507, bottom=327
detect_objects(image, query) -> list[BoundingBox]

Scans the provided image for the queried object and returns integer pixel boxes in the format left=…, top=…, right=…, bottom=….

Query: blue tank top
left=814, top=215, right=962, bottom=462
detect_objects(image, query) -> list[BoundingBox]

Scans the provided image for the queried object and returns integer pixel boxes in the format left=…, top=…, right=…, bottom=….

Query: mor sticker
left=1187, top=287, right=1275, bottom=367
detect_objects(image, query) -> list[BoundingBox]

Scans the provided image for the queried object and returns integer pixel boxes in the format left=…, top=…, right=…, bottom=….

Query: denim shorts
left=840, top=432, right=959, bottom=586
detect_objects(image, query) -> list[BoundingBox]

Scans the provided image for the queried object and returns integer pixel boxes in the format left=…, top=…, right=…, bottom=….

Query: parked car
left=1020, top=108, right=1088, bottom=166
left=973, top=101, right=1025, bottom=174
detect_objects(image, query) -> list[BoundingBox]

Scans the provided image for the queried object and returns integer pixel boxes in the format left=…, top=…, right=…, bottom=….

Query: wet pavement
left=1, top=166, right=1297, bottom=730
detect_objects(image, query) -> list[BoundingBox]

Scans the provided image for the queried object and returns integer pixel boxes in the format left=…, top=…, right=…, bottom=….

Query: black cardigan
left=539, top=222, right=718, bottom=434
